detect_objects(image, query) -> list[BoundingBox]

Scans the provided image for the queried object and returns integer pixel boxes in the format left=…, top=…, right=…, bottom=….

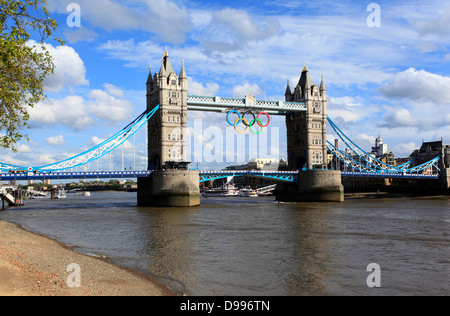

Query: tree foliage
left=0, top=0, right=62, bottom=150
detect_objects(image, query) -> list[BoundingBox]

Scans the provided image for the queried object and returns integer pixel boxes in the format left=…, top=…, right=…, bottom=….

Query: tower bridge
left=0, top=48, right=448, bottom=207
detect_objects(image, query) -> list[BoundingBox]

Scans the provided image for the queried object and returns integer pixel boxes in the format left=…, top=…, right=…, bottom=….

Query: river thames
left=0, top=191, right=448, bottom=296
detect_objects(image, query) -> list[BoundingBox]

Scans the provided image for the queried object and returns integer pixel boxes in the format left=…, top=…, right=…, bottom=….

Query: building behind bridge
left=330, top=135, right=396, bottom=173
left=200, top=158, right=289, bottom=189
left=337, top=138, right=450, bottom=194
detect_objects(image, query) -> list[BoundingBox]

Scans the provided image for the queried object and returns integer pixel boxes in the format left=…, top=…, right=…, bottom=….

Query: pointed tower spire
left=146, top=65, right=153, bottom=85
left=159, top=46, right=175, bottom=78
left=302, top=63, right=308, bottom=72
left=159, top=56, right=166, bottom=77
left=320, top=74, right=326, bottom=91
left=179, top=59, right=186, bottom=79
left=285, top=80, right=292, bottom=95
left=298, top=63, right=313, bottom=92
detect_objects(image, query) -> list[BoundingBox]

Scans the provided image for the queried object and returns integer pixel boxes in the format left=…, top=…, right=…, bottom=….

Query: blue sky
left=1, top=0, right=450, bottom=171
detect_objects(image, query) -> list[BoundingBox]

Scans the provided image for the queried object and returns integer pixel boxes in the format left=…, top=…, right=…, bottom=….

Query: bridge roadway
left=0, top=170, right=439, bottom=182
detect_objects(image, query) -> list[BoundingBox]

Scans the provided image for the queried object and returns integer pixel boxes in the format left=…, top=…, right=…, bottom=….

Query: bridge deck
left=187, top=95, right=306, bottom=115
left=341, top=171, right=439, bottom=180
left=0, top=170, right=440, bottom=181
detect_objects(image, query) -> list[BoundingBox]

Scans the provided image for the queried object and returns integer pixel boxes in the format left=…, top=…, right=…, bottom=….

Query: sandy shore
left=0, top=220, right=177, bottom=296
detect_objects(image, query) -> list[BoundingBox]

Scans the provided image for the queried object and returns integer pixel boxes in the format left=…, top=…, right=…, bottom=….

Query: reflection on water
left=0, top=191, right=448, bottom=295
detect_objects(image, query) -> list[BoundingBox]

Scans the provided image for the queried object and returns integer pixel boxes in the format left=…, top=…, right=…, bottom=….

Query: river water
left=0, top=191, right=448, bottom=296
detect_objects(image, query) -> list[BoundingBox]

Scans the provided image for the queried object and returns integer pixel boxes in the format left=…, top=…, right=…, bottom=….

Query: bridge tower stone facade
left=146, top=47, right=188, bottom=170
left=277, top=65, right=344, bottom=202
left=285, top=65, right=328, bottom=171
left=138, top=48, right=199, bottom=207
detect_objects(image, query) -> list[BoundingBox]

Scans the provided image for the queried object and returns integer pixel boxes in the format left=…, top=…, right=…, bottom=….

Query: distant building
left=370, top=135, right=395, bottom=167
left=371, top=135, right=388, bottom=157
left=412, top=140, right=446, bottom=170
left=226, top=158, right=287, bottom=171
left=221, top=158, right=288, bottom=188
left=330, top=135, right=395, bottom=172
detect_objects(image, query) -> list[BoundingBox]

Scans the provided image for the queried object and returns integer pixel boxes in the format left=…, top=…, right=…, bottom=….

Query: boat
left=56, top=188, right=67, bottom=199
left=82, top=191, right=91, bottom=197
left=238, top=188, right=258, bottom=197
left=201, top=184, right=239, bottom=197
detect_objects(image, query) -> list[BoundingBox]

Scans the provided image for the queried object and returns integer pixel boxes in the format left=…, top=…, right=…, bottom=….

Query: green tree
left=0, top=0, right=62, bottom=150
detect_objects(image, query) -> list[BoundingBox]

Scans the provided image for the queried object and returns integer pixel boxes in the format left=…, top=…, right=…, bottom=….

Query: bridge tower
left=146, top=47, right=188, bottom=170
left=285, top=65, right=328, bottom=171
left=277, top=65, right=344, bottom=202
left=138, top=48, right=200, bottom=207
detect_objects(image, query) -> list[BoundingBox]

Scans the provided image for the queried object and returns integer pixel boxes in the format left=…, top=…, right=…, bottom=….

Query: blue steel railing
left=0, top=170, right=441, bottom=182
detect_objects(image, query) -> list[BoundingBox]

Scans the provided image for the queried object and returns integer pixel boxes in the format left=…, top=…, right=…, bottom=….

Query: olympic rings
left=227, top=110, right=271, bottom=134
left=226, top=110, right=241, bottom=126
left=249, top=119, right=263, bottom=135
left=242, top=111, right=256, bottom=127
left=234, top=118, right=249, bottom=134
left=257, top=112, right=270, bottom=128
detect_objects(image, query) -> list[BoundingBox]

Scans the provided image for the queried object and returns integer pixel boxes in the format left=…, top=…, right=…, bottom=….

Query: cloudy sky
left=1, top=0, right=450, bottom=171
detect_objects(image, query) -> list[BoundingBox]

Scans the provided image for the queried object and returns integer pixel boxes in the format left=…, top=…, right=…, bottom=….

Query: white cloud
left=188, top=78, right=219, bottom=96
left=380, top=108, right=419, bottom=128
left=103, top=83, right=125, bottom=98
left=27, top=40, right=89, bottom=92
left=378, top=68, right=450, bottom=104
left=46, top=135, right=66, bottom=146
left=392, top=142, right=418, bottom=157
left=232, top=83, right=263, bottom=99
left=28, top=84, right=134, bottom=130
left=16, top=144, right=32, bottom=153
left=29, top=95, right=95, bottom=131
left=328, top=96, right=376, bottom=123
left=376, top=68, right=450, bottom=136
left=48, top=0, right=193, bottom=43
left=416, top=5, right=450, bottom=37
left=36, top=154, right=56, bottom=166
left=199, top=8, right=280, bottom=53
left=355, top=134, right=377, bottom=149
left=88, top=86, right=134, bottom=123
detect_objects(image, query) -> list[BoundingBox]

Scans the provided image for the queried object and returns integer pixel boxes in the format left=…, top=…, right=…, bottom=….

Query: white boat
left=238, top=188, right=258, bottom=197
left=83, top=191, right=91, bottom=197
left=57, top=188, right=67, bottom=199
left=202, top=184, right=239, bottom=197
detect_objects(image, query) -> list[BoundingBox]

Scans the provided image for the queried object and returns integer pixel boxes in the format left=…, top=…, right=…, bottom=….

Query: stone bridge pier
left=274, top=170, right=344, bottom=202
